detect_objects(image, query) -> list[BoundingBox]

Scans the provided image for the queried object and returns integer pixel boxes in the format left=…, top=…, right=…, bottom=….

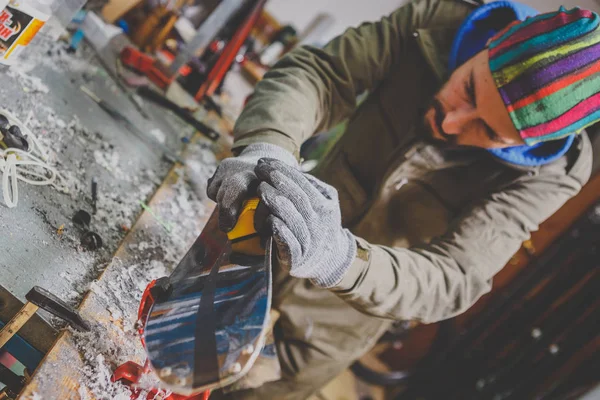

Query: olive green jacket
left=232, top=0, right=593, bottom=323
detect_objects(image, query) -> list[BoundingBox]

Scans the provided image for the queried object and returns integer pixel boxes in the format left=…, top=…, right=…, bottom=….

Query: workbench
left=0, top=33, right=236, bottom=398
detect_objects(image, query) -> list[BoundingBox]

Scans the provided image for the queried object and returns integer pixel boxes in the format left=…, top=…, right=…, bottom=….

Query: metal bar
left=195, top=0, right=268, bottom=101
left=136, top=86, right=220, bottom=141
left=80, top=86, right=184, bottom=165
left=25, top=287, right=90, bottom=332
left=169, top=0, right=246, bottom=76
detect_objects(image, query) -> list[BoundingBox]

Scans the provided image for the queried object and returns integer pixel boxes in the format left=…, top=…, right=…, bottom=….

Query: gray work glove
left=207, top=143, right=297, bottom=231
left=254, top=158, right=357, bottom=288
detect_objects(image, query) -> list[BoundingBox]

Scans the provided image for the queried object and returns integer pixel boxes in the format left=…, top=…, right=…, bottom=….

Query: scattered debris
left=93, top=149, right=130, bottom=182
left=7, top=68, right=51, bottom=94
left=149, top=128, right=166, bottom=144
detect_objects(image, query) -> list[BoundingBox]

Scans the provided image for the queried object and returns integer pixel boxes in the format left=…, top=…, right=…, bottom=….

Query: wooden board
left=0, top=303, right=39, bottom=349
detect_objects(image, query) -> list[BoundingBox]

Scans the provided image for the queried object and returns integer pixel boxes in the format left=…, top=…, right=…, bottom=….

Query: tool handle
left=227, top=198, right=264, bottom=256
left=120, top=46, right=155, bottom=73
left=26, top=286, right=90, bottom=332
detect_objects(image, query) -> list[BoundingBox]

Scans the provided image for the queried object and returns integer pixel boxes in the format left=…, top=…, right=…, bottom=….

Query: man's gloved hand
left=254, top=158, right=357, bottom=288
left=207, top=143, right=297, bottom=231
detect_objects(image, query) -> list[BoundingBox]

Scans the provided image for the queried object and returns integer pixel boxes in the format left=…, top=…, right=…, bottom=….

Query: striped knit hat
left=488, top=7, right=600, bottom=145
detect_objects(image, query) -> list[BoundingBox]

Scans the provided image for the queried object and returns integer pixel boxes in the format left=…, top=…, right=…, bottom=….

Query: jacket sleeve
left=332, top=170, right=589, bottom=324
left=232, top=0, right=438, bottom=158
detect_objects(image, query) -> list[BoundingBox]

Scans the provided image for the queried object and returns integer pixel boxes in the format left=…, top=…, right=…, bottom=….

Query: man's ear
left=486, top=20, right=522, bottom=46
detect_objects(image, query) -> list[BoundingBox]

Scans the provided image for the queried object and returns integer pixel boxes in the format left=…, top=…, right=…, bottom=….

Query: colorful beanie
left=488, top=7, right=600, bottom=145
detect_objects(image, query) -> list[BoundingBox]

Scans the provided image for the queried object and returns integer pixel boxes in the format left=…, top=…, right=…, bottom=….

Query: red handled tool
left=120, top=47, right=174, bottom=90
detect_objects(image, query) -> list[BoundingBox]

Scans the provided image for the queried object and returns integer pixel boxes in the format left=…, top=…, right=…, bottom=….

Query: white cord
left=0, top=108, right=67, bottom=208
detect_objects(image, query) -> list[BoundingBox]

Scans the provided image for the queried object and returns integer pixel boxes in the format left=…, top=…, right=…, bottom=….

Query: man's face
left=423, top=49, right=525, bottom=149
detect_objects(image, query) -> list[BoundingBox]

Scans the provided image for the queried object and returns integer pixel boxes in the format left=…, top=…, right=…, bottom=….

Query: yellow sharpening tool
left=227, top=198, right=265, bottom=256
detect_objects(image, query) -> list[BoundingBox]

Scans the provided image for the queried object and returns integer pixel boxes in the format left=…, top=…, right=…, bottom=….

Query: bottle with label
left=0, top=0, right=51, bottom=67
left=0, top=0, right=8, bottom=38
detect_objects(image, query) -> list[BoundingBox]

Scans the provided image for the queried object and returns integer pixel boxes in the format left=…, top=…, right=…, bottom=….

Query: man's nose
left=442, top=108, right=478, bottom=135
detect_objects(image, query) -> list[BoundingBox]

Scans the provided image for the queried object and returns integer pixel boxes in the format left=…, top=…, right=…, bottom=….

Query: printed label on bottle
left=0, top=6, right=45, bottom=64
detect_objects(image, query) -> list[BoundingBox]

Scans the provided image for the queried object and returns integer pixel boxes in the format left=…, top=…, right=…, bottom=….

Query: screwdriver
left=0, top=286, right=90, bottom=349
left=80, top=86, right=184, bottom=165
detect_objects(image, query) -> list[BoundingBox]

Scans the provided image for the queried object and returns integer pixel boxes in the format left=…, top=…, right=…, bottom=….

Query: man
left=207, top=0, right=595, bottom=398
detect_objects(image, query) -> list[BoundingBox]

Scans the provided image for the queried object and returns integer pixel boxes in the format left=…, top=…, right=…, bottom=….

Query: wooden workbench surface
left=18, top=128, right=233, bottom=399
